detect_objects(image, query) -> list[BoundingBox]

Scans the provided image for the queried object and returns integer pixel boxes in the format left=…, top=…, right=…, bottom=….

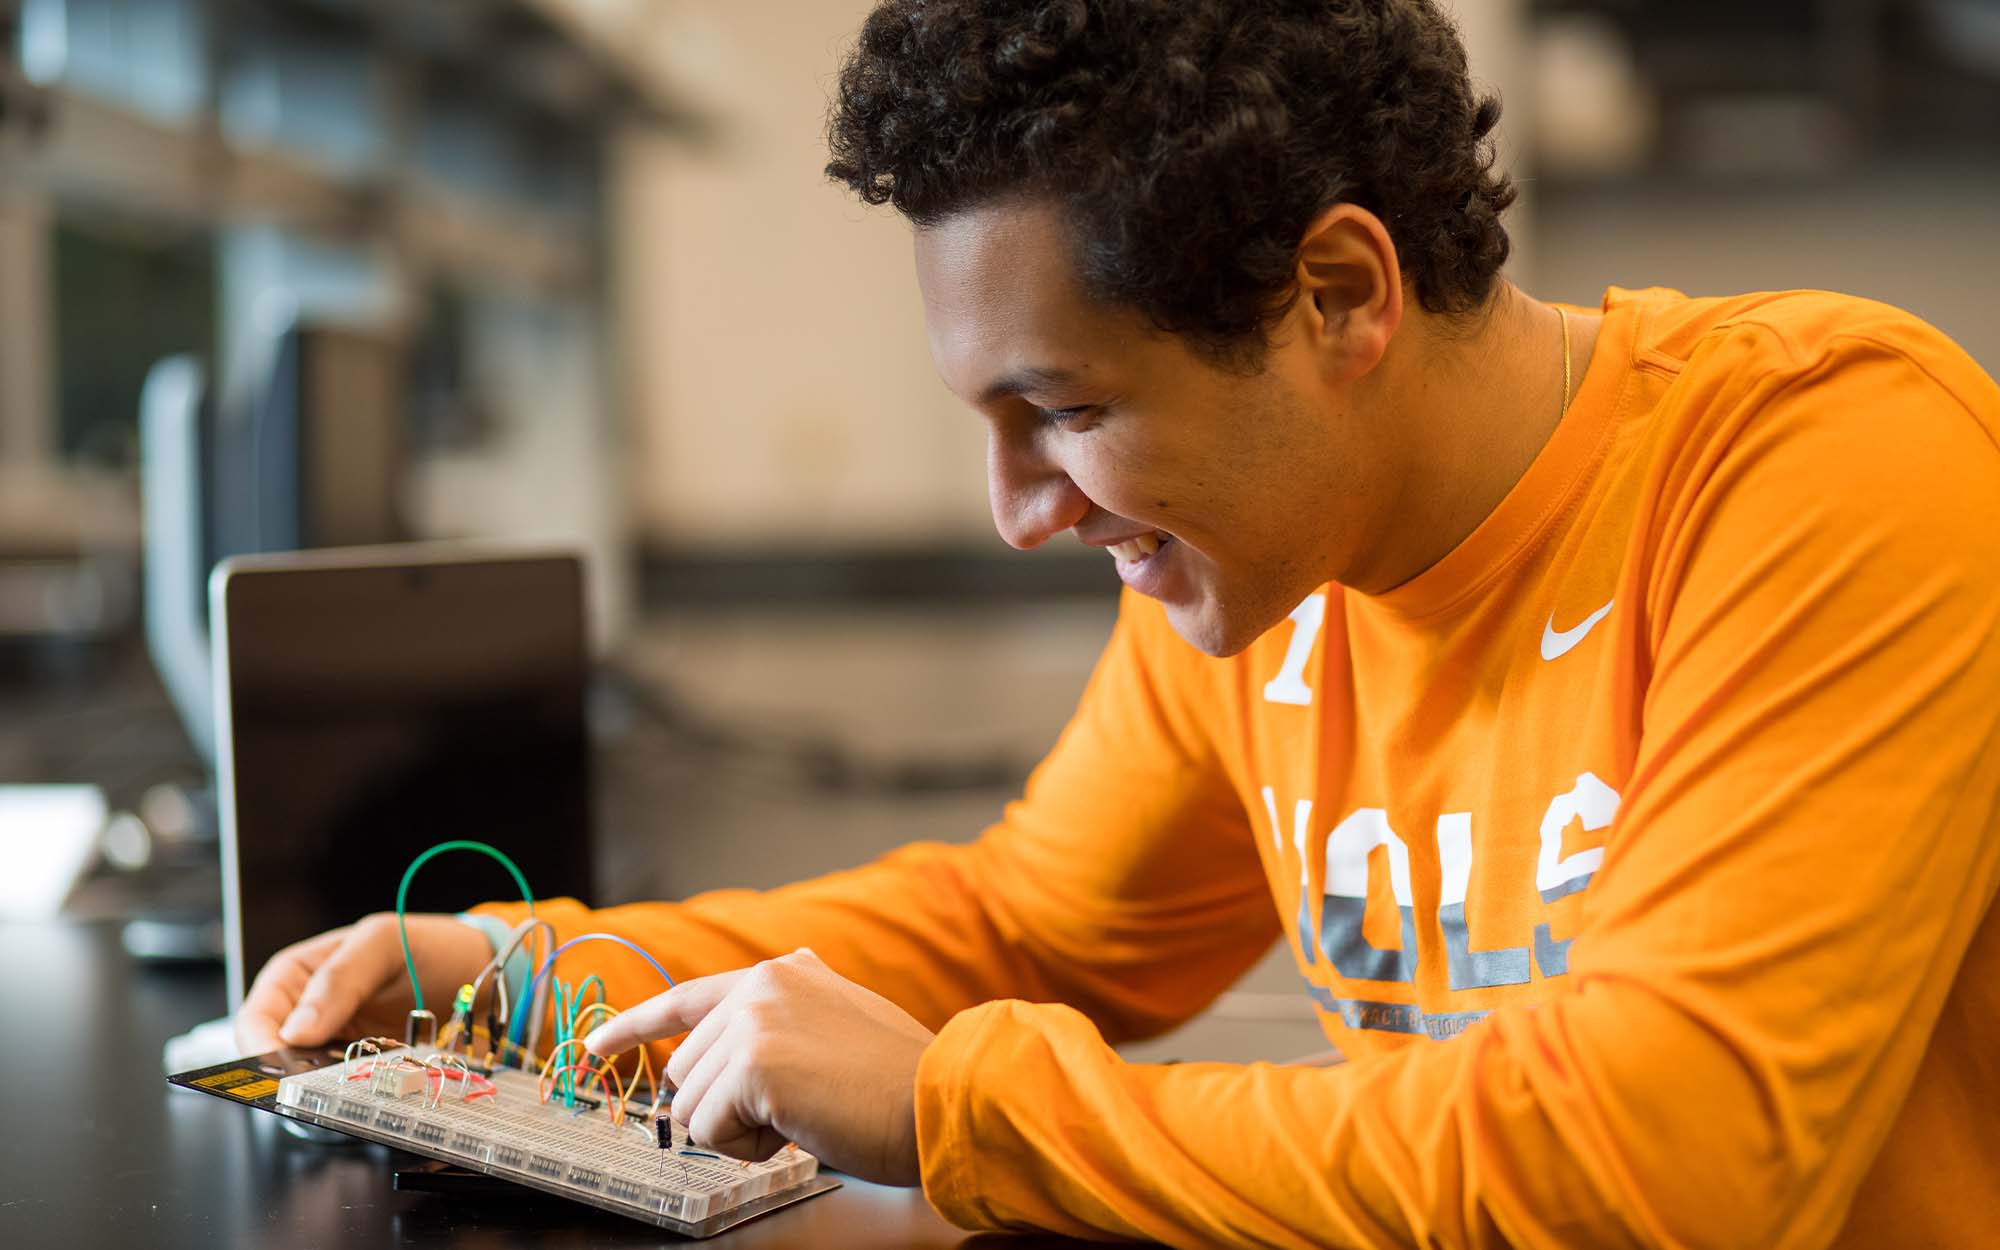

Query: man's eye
left=1036, top=405, right=1096, bottom=426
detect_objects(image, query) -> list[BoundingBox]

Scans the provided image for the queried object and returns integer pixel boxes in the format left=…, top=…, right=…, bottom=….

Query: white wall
left=1537, top=170, right=2000, bottom=372
left=616, top=1, right=988, bottom=551
left=1447, top=0, right=1534, bottom=284
left=0, top=190, right=54, bottom=467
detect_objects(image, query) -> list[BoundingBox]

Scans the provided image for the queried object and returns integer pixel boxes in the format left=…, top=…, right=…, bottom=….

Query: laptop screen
left=213, top=549, right=594, bottom=1006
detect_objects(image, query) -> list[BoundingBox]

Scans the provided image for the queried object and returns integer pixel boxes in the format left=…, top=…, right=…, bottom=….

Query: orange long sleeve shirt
left=479, top=287, right=2000, bottom=1248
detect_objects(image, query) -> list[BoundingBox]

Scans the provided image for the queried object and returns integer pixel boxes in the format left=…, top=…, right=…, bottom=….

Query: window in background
left=407, top=284, right=498, bottom=454
left=219, top=19, right=383, bottom=177
left=52, top=220, right=213, bottom=468
left=417, top=86, right=595, bottom=220
left=17, top=0, right=207, bottom=124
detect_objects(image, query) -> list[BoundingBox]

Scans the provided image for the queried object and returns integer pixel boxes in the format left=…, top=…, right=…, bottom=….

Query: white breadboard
left=274, top=1048, right=832, bottom=1234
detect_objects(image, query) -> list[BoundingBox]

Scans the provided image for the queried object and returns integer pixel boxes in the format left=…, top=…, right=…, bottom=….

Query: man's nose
left=987, top=426, right=1090, bottom=551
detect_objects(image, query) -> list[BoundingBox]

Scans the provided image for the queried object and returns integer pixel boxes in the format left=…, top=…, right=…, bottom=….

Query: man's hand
left=582, top=948, right=933, bottom=1187
left=235, top=913, right=497, bottom=1054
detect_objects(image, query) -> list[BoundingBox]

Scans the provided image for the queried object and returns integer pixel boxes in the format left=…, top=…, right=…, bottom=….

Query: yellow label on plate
left=192, top=1068, right=258, bottom=1089
left=191, top=1068, right=279, bottom=1100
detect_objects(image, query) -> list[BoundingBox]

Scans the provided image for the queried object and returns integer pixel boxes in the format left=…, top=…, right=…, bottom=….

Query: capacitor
left=656, top=1117, right=673, bottom=1150
left=405, top=1008, right=438, bottom=1049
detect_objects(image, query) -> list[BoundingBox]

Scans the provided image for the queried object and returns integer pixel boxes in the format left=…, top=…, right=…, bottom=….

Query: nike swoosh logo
left=1541, top=599, right=1615, bottom=661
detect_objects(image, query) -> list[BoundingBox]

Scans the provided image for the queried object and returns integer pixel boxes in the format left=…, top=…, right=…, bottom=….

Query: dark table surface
left=0, top=920, right=1093, bottom=1249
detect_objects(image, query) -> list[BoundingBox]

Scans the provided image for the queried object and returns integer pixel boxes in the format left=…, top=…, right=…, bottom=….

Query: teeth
left=1108, top=533, right=1165, bottom=562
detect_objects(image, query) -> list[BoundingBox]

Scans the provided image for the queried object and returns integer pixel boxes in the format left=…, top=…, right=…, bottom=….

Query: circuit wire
left=395, top=840, right=537, bottom=1014
left=509, top=933, right=677, bottom=1051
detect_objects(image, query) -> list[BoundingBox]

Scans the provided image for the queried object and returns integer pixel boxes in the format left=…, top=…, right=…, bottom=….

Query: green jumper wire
left=397, top=839, right=536, bottom=1014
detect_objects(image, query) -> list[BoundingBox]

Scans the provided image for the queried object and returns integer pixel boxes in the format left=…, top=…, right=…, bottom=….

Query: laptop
left=210, top=545, right=595, bottom=1008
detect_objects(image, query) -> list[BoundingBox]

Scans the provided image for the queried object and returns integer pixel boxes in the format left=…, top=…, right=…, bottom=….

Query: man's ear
left=1293, top=204, right=1404, bottom=382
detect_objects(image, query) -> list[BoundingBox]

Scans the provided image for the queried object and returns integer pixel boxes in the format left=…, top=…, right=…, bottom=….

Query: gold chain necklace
left=1557, top=305, right=1573, bottom=417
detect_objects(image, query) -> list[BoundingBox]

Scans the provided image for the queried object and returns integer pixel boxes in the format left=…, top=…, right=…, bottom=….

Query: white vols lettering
left=1262, top=593, right=1327, bottom=706
left=1264, top=773, right=1620, bottom=988
left=1319, top=808, right=1419, bottom=983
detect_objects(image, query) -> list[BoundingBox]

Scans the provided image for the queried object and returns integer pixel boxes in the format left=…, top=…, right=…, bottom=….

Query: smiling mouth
left=1106, top=533, right=1171, bottom=563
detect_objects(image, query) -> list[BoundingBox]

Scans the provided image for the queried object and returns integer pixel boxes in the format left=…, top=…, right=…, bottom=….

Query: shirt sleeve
left=473, top=590, right=1279, bottom=1070
left=913, top=336, right=2000, bottom=1248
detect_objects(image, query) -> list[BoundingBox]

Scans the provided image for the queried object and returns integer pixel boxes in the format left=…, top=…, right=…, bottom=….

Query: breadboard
left=268, top=1048, right=833, bottom=1235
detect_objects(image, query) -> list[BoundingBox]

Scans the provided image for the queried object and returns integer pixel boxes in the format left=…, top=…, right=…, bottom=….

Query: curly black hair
left=826, top=0, right=1516, bottom=363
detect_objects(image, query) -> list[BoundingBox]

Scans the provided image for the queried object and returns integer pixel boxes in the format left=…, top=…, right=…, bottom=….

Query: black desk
left=1, top=921, right=1091, bottom=1249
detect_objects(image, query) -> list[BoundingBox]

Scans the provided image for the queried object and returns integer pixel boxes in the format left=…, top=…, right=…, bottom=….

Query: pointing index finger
left=583, top=968, right=746, bottom=1057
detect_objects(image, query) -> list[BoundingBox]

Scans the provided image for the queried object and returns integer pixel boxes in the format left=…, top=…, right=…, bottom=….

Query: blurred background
left=1, top=0, right=1995, bottom=1062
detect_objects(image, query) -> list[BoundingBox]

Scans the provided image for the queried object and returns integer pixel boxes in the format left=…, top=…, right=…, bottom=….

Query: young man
left=236, top=3, right=2000, bottom=1245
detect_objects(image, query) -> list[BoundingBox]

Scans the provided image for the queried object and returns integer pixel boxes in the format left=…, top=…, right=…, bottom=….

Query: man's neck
left=1346, top=282, right=1603, bottom=596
